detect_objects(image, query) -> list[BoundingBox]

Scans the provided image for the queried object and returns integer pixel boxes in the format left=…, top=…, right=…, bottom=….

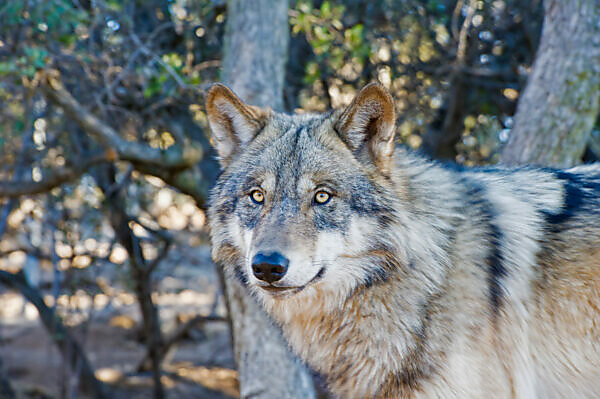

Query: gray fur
left=208, top=86, right=600, bottom=398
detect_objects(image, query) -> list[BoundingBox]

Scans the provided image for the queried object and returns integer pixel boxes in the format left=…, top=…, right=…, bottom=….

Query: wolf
left=206, top=82, right=600, bottom=398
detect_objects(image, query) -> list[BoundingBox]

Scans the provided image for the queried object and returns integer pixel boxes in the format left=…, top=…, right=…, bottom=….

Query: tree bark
left=219, top=1, right=317, bottom=398
left=222, top=0, right=289, bottom=112
left=500, top=0, right=600, bottom=167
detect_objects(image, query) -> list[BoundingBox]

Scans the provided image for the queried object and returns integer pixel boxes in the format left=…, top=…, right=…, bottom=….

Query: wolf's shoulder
left=567, top=162, right=600, bottom=176
left=398, top=150, right=600, bottom=223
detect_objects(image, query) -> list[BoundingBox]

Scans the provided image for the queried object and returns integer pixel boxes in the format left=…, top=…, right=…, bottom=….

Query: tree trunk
left=219, top=1, right=317, bottom=398
left=500, top=0, right=600, bottom=167
left=222, top=0, right=289, bottom=112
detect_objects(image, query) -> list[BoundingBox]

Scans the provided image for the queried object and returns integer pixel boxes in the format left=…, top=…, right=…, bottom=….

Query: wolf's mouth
left=258, top=285, right=304, bottom=298
left=261, top=285, right=299, bottom=292
left=257, top=267, right=325, bottom=297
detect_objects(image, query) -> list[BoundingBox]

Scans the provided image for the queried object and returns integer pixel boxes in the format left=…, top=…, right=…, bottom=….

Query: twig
left=456, top=0, right=476, bottom=63
left=146, top=239, right=172, bottom=275
left=104, top=164, right=133, bottom=198
left=192, top=59, right=221, bottom=72
left=130, top=32, right=189, bottom=89
left=102, top=22, right=175, bottom=99
left=130, top=215, right=173, bottom=242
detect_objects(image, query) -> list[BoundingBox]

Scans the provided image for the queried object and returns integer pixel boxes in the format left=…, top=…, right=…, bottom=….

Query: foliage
left=290, top=0, right=544, bottom=164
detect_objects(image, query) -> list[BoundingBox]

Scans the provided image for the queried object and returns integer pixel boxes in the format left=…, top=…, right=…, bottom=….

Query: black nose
left=251, top=252, right=289, bottom=283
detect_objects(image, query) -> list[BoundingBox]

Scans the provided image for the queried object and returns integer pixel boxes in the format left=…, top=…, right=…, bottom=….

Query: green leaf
left=320, top=1, right=331, bottom=17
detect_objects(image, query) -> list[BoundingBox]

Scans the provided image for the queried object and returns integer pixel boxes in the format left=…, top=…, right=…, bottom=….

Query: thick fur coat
left=207, top=83, right=600, bottom=398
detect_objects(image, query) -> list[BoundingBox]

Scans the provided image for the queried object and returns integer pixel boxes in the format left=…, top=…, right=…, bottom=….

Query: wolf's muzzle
left=251, top=252, right=289, bottom=283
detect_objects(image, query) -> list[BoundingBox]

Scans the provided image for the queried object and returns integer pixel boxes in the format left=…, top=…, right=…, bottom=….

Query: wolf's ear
left=206, top=83, right=270, bottom=166
left=336, top=83, right=396, bottom=173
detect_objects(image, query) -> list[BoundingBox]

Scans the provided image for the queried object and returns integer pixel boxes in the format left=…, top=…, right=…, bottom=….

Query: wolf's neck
left=267, top=278, right=447, bottom=398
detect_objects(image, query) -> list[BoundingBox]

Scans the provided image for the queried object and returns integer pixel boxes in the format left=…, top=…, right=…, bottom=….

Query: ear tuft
left=336, top=83, right=396, bottom=173
left=206, top=83, right=270, bottom=166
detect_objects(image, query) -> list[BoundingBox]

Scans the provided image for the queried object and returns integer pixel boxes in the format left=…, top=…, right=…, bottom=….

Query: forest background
left=0, top=0, right=598, bottom=398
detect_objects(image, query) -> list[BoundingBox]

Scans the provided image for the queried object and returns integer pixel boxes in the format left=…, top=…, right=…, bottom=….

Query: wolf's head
left=207, top=83, right=405, bottom=306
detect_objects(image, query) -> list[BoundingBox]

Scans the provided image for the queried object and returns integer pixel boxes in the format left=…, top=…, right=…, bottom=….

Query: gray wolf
left=206, top=82, right=600, bottom=398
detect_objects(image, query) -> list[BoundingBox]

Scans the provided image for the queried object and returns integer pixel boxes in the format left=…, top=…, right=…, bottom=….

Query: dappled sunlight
left=95, top=367, right=123, bottom=383
left=0, top=250, right=232, bottom=396
left=289, top=0, right=536, bottom=165
left=0, top=293, right=27, bottom=321
left=167, top=363, right=239, bottom=398
left=154, top=289, right=214, bottom=308
left=0, top=293, right=39, bottom=322
left=109, top=315, right=137, bottom=330
left=109, top=245, right=129, bottom=264
left=4, top=251, right=26, bottom=272
left=158, top=205, right=188, bottom=230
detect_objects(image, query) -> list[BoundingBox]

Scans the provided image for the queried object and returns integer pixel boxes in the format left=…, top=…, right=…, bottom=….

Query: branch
left=421, top=0, right=477, bottom=160
left=451, top=0, right=465, bottom=39
left=131, top=162, right=209, bottom=209
left=0, top=270, right=110, bottom=399
left=0, top=246, right=52, bottom=260
left=137, top=313, right=226, bottom=372
left=456, top=0, right=476, bottom=63
left=130, top=32, right=189, bottom=90
left=146, top=240, right=172, bottom=275
left=94, top=163, right=166, bottom=398
left=39, top=70, right=203, bottom=170
left=38, top=70, right=210, bottom=208
left=0, top=153, right=109, bottom=198
left=102, top=22, right=175, bottom=100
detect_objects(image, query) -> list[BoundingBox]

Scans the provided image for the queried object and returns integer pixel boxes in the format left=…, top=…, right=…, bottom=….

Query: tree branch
left=0, top=270, right=109, bottom=399
left=136, top=313, right=226, bottom=372
left=129, top=162, right=209, bottom=209
left=421, top=0, right=476, bottom=160
left=146, top=239, right=172, bottom=275
left=0, top=246, right=52, bottom=261
left=37, top=70, right=210, bottom=208
left=0, top=153, right=109, bottom=198
left=39, top=70, right=203, bottom=170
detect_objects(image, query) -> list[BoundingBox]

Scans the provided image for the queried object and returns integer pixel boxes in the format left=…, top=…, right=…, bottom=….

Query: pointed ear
left=335, top=83, right=396, bottom=173
left=206, top=83, right=270, bottom=166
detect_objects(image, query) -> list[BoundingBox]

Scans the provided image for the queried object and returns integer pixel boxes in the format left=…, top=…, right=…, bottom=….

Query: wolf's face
left=207, top=84, right=399, bottom=303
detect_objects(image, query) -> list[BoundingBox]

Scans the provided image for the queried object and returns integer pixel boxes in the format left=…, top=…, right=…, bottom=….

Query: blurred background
left=0, top=0, right=598, bottom=398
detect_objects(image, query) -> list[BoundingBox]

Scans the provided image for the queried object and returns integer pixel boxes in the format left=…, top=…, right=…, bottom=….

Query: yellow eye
left=250, top=190, right=264, bottom=204
left=314, top=191, right=331, bottom=205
